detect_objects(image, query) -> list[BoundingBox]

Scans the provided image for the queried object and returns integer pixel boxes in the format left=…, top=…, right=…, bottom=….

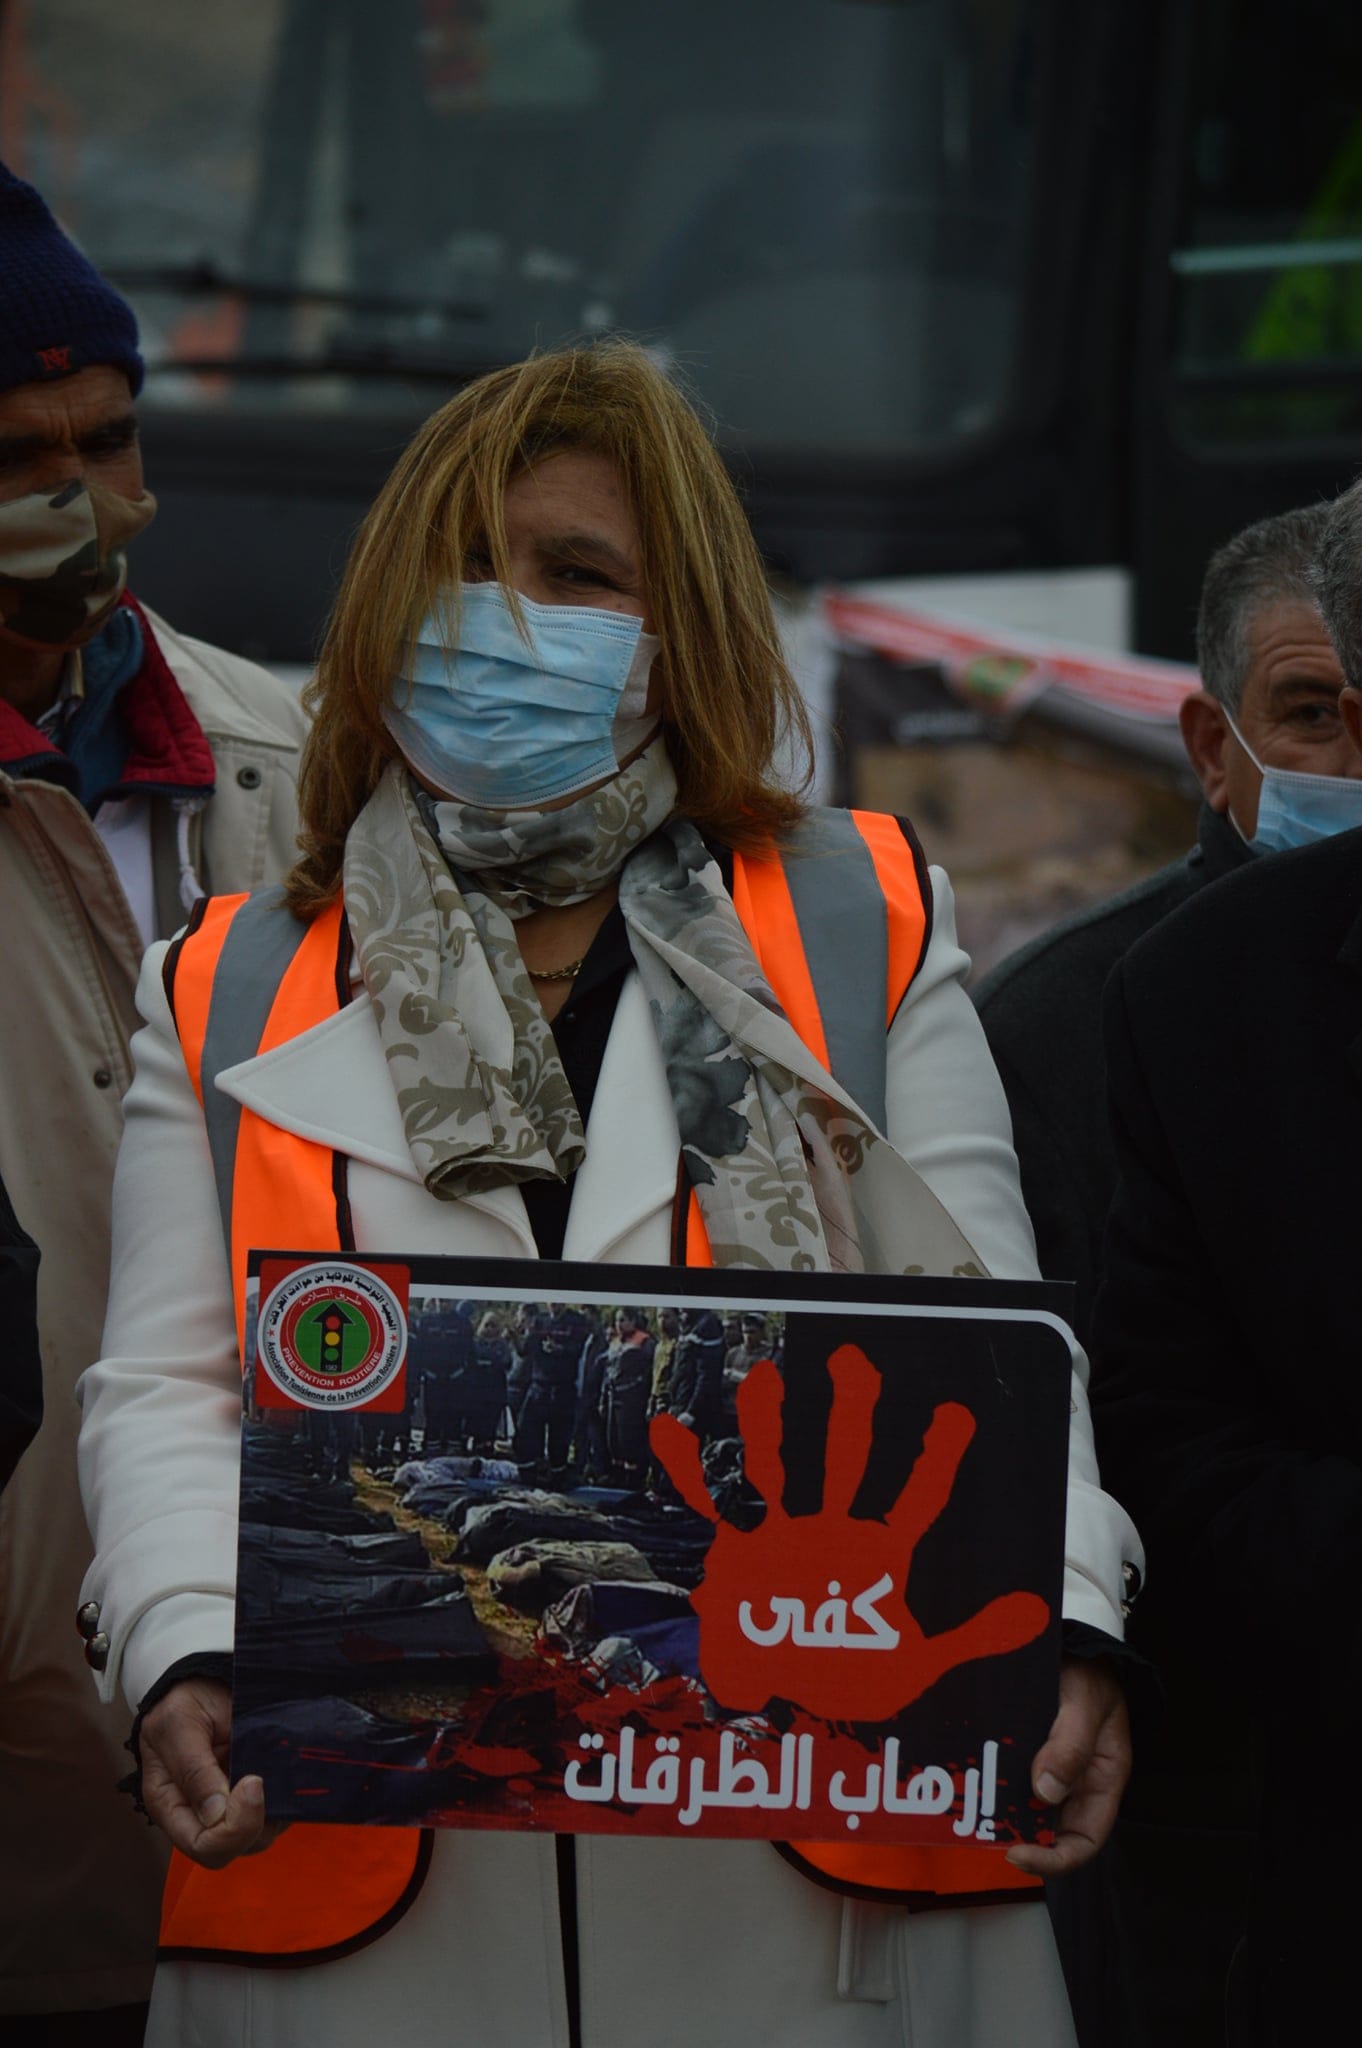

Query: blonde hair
left=285, top=340, right=812, bottom=913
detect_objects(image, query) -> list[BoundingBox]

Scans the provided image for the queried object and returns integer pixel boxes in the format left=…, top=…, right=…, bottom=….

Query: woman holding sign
left=77, top=343, right=1139, bottom=2048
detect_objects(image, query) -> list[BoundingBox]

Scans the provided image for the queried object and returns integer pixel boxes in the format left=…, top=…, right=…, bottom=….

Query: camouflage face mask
left=0, top=478, right=157, bottom=647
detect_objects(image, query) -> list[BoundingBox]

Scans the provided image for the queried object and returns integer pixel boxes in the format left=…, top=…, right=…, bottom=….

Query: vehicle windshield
left=11, top=0, right=1038, bottom=458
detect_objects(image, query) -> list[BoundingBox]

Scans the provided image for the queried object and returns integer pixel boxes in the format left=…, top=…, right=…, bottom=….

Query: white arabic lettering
left=976, top=1739, right=998, bottom=1842
left=564, top=1731, right=616, bottom=1804
left=736, top=1575, right=902, bottom=1652
left=828, top=1760, right=883, bottom=1829
left=952, top=1766, right=980, bottom=1837
left=615, top=1727, right=682, bottom=1807
left=677, top=1732, right=815, bottom=1826
left=567, top=1729, right=1001, bottom=1840
left=736, top=1595, right=802, bottom=1646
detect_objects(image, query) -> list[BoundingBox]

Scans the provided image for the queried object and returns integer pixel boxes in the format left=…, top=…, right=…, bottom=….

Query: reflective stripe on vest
left=200, top=888, right=352, bottom=1362
left=158, top=811, right=1032, bottom=1962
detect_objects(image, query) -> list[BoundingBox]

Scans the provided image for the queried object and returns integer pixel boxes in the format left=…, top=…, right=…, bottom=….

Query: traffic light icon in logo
left=297, top=1297, right=371, bottom=1377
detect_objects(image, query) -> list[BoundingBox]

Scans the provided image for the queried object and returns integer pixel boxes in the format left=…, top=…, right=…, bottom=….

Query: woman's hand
left=140, top=1677, right=283, bottom=1868
left=1005, top=1655, right=1131, bottom=1876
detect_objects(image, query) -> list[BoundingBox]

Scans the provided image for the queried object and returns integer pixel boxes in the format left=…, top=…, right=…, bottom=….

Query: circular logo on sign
left=257, top=1263, right=406, bottom=1410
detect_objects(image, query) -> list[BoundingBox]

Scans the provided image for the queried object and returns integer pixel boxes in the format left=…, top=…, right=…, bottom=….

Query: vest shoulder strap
left=732, top=806, right=931, bottom=1133
left=166, top=888, right=344, bottom=1264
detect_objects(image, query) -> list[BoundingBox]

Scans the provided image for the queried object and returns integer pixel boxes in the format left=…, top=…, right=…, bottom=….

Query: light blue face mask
left=384, top=582, right=661, bottom=809
left=1225, top=710, right=1362, bottom=854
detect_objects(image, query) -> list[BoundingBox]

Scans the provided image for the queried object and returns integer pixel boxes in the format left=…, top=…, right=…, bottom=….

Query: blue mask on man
left=1225, top=710, right=1362, bottom=854
left=384, top=583, right=661, bottom=809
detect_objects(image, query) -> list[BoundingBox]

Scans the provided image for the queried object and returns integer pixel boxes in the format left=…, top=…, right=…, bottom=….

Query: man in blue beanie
left=0, top=163, right=308, bottom=2045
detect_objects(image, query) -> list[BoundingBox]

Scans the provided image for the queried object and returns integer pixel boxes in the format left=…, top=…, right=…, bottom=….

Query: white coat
left=77, top=866, right=1141, bottom=2048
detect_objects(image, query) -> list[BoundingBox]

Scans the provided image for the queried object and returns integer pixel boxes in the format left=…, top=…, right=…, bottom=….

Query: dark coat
left=463, top=1338, right=510, bottom=1441
left=975, top=805, right=1247, bottom=1346
left=977, top=807, right=1252, bottom=2048
left=666, top=1313, right=726, bottom=1437
left=1092, top=822, right=1362, bottom=2043
left=602, top=1333, right=655, bottom=1468
left=0, top=1168, right=40, bottom=1493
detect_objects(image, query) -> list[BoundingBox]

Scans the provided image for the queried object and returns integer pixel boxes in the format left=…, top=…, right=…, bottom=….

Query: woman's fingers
left=139, top=1678, right=271, bottom=1869
left=146, top=1768, right=269, bottom=1869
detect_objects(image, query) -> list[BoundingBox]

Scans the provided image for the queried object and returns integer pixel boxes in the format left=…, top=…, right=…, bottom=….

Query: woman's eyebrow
left=535, top=531, right=636, bottom=575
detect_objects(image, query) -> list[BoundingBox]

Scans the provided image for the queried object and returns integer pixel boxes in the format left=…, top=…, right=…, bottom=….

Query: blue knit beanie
left=0, top=162, right=143, bottom=397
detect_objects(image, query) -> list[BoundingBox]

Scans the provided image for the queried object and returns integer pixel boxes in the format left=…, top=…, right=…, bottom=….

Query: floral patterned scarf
left=343, top=741, right=982, bottom=1273
left=342, top=743, right=679, bottom=1197
left=618, top=825, right=983, bottom=1275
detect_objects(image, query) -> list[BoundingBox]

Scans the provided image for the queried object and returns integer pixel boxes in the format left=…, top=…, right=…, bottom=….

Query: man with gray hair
left=1183, top=502, right=1362, bottom=855
left=977, top=501, right=1352, bottom=1343
left=974, top=501, right=1357, bottom=2047
left=1090, top=467, right=1362, bottom=2042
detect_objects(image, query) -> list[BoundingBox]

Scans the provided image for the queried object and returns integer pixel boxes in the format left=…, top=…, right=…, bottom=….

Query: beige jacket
left=0, top=606, right=307, bottom=2016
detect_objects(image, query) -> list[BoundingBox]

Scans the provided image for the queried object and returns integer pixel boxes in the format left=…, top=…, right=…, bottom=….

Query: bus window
left=1169, top=0, right=1362, bottom=446
left=7, top=0, right=1040, bottom=459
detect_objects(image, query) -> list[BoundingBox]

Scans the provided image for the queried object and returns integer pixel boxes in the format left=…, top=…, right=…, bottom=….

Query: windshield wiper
left=105, top=259, right=489, bottom=323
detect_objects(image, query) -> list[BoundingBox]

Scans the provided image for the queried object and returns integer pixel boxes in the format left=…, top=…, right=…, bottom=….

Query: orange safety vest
left=159, top=808, right=1037, bottom=1964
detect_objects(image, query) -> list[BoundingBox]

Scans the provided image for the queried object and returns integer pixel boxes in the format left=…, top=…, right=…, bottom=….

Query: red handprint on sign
left=650, top=1343, right=1050, bottom=1721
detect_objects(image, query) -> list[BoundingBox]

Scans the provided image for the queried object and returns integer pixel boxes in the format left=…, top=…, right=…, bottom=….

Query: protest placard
left=232, top=1254, right=1072, bottom=1851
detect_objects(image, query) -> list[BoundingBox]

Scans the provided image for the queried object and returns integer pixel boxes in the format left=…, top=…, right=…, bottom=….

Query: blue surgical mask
left=1225, top=710, right=1362, bottom=854
left=384, top=582, right=661, bottom=809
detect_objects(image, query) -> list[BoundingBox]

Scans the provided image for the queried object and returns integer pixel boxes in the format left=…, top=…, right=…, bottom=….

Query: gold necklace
left=527, top=956, right=586, bottom=982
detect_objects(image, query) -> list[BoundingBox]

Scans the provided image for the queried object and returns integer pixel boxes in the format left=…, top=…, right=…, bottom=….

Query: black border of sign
left=248, top=1251, right=1075, bottom=1328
